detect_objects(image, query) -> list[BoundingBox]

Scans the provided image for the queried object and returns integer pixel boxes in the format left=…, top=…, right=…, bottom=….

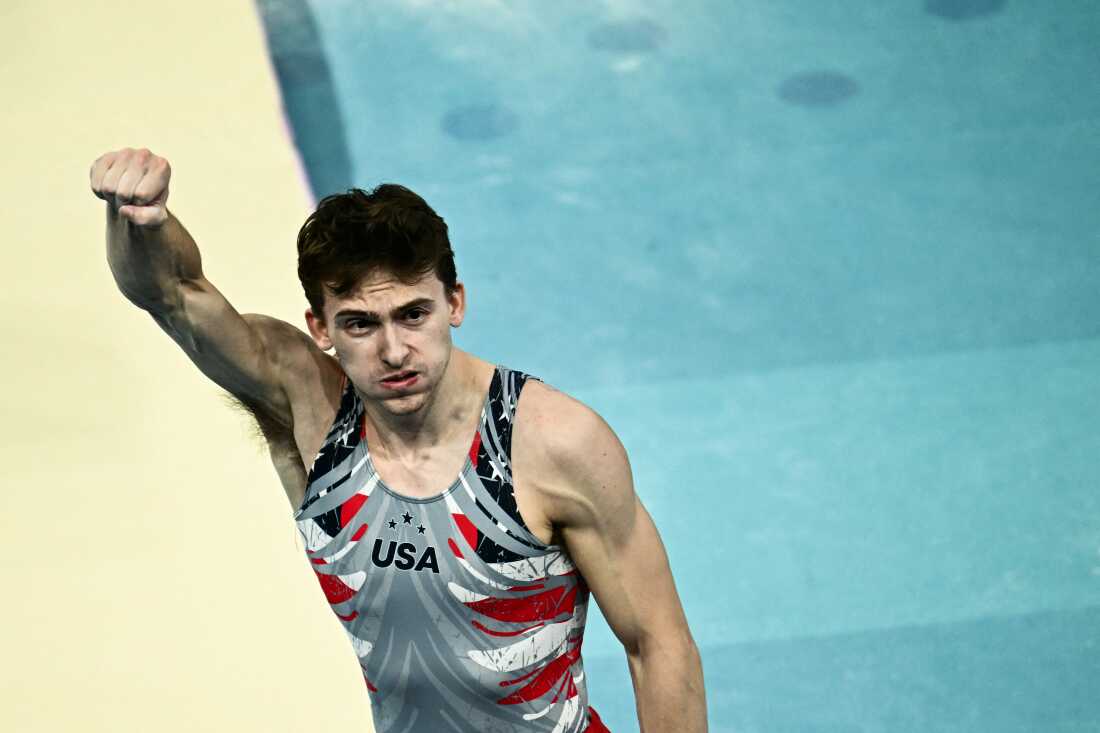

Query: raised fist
left=90, top=147, right=171, bottom=227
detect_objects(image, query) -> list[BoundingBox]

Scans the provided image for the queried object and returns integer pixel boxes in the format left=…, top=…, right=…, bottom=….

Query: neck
left=358, top=349, right=492, bottom=458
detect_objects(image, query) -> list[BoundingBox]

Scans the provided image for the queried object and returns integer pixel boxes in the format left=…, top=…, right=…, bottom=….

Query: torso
left=266, top=354, right=559, bottom=548
left=289, top=362, right=604, bottom=732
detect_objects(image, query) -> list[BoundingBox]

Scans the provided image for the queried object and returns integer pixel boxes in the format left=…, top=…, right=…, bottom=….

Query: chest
left=281, top=444, right=558, bottom=548
left=368, top=444, right=557, bottom=548
left=277, top=370, right=558, bottom=547
left=269, top=426, right=556, bottom=548
left=368, top=435, right=475, bottom=498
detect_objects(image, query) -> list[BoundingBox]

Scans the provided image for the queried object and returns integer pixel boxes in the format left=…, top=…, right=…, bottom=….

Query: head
left=298, top=184, right=465, bottom=415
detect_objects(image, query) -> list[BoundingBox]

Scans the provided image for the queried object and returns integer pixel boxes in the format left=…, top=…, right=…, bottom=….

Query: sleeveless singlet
left=293, top=364, right=611, bottom=733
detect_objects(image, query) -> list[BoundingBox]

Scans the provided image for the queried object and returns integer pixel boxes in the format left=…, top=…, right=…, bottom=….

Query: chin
left=376, top=391, right=430, bottom=414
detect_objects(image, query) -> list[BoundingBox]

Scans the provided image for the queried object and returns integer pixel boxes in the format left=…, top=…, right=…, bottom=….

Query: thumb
left=118, top=204, right=167, bottom=228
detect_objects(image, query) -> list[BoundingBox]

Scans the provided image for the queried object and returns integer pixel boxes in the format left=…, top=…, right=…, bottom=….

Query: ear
left=305, top=307, right=334, bottom=351
left=447, top=282, right=466, bottom=328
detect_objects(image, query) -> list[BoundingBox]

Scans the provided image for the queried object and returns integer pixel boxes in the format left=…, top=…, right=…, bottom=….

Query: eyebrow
left=334, top=297, right=435, bottom=321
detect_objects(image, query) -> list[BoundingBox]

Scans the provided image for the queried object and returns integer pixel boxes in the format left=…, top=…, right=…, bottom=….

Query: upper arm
left=516, top=384, right=697, bottom=658
left=147, top=275, right=311, bottom=426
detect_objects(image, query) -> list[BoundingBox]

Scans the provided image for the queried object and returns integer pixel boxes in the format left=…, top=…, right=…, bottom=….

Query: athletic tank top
left=293, top=364, right=610, bottom=733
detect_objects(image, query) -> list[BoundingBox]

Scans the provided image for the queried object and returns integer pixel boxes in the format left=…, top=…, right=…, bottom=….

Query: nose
left=379, top=323, right=409, bottom=368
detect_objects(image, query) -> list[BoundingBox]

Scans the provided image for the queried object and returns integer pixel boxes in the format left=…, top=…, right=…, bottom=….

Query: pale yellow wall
left=0, top=2, right=374, bottom=730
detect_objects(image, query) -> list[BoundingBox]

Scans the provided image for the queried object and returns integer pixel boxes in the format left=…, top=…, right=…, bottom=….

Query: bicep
left=552, top=415, right=696, bottom=657
left=565, top=497, right=695, bottom=658
left=147, top=276, right=295, bottom=423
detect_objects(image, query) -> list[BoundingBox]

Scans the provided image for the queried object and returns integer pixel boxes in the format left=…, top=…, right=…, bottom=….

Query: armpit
left=221, top=390, right=295, bottom=452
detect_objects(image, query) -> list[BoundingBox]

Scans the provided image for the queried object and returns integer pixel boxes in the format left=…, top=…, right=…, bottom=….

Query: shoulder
left=514, top=378, right=621, bottom=463
left=234, top=313, right=342, bottom=431
left=513, top=377, right=634, bottom=529
left=239, top=313, right=317, bottom=367
left=240, top=313, right=340, bottom=384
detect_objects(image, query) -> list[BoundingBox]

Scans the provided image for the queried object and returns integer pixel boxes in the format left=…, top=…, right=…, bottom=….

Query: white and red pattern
left=292, top=366, right=609, bottom=733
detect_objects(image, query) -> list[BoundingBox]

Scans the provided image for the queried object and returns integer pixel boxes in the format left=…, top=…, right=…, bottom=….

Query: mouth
left=380, top=371, right=419, bottom=389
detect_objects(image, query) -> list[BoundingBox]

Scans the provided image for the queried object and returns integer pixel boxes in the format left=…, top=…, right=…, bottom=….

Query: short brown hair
left=296, top=184, right=457, bottom=321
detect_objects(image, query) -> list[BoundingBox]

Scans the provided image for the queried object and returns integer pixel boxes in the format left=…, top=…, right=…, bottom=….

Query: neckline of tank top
left=348, top=364, right=502, bottom=505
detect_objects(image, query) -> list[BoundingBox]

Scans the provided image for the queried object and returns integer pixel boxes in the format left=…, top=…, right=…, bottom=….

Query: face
left=305, top=270, right=466, bottom=417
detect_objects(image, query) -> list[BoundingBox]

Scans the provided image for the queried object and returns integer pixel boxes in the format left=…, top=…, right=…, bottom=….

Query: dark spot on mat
left=587, top=18, right=667, bottom=53
left=441, top=104, right=519, bottom=141
left=925, top=0, right=1007, bottom=20
left=778, top=71, right=860, bottom=107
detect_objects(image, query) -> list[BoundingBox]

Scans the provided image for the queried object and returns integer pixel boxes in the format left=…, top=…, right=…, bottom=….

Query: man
left=91, top=147, right=707, bottom=732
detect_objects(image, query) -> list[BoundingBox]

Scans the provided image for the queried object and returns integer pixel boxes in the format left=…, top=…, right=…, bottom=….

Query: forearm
left=105, top=205, right=202, bottom=311
left=626, top=638, right=707, bottom=732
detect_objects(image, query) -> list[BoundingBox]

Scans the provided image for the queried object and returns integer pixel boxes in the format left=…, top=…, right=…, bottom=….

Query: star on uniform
left=500, top=397, right=513, bottom=423
left=417, top=524, right=426, bottom=534
left=387, top=519, right=397, bottom=530
left=402, top=511, right=413, bottom=524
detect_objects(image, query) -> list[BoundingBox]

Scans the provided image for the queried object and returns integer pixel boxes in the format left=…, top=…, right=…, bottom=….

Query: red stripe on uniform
left=467, top=584, right=578, bottom=623
left=584, top=706, right=611, bottom=732
left=497, top=644, right=581, bottom=704
left=452, top=513, right=479, bottom=553
left=469, top=430, right=482, bottom=464
left=497, top=663, right=545, bottom=688
left=340, top=491, right=370, bottom=528
left=314, top=570, right=357, bottom=604
left=471, top=619, right=546, bottom=637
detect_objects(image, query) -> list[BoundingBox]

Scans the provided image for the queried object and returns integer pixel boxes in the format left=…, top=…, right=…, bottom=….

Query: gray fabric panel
left=452, top=470, right=546, bottom=556
left=296, top=447, right=369, bottom=518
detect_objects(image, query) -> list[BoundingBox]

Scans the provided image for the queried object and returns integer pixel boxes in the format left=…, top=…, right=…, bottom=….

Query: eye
left=405, top=308, right=428, bottom=322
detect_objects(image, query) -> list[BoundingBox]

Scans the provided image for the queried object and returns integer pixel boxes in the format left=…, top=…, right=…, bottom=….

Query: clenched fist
left=90, top=147, right=171, bottom=227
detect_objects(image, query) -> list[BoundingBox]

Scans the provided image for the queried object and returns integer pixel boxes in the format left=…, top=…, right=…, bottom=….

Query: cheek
left=433, top=322, right=454, bottom=348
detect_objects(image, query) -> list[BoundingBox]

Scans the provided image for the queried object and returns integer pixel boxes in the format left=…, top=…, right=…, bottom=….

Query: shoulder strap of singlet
left=296, top=371, right=361, bottom=516
left=490, top=364, right=541, bottom=460
left=464, top=365, right=552, bottom=561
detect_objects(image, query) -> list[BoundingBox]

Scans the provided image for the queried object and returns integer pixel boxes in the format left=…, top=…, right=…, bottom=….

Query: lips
left=381, top=371, right=418, bottom=386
